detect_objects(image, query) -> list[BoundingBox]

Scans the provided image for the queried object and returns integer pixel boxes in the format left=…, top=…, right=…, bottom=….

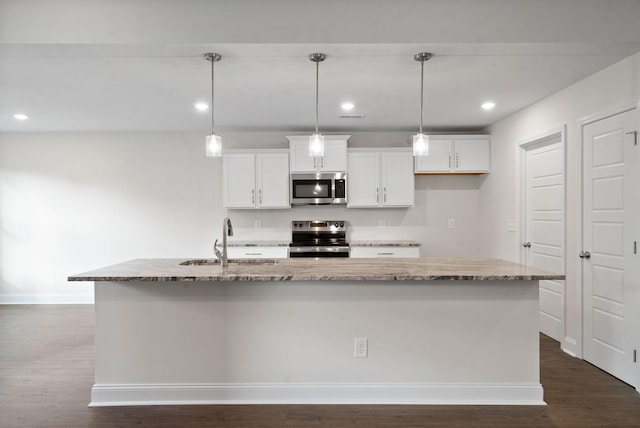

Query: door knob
left=522, top=242, right=531, bottom=248
left=579, top=251, right=591, bottom=259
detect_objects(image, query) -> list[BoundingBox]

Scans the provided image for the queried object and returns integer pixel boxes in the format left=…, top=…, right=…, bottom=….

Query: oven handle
left=289, top=246, right=351, bottom=253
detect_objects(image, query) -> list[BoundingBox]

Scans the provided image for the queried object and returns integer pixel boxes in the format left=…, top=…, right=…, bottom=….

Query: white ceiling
left=1, top=1, right=640, bottom=133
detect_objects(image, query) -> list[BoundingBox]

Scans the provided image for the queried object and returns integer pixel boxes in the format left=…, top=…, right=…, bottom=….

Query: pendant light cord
left=419, top=57, right=424, bottom=134
left=211, top=58, right=215, bottom=134
left=315, top=59, right=319, bottom=134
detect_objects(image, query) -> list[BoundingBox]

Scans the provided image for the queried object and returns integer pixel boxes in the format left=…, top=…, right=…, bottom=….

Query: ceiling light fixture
left=481, top=101, right=496, bottom=111
left=194, top=102, right=209, bottom=112
left=309, top=53, right=327, bottom=157
left=413, top=52, right=432, bottom=157
left=340, top=102, right=355, bottom=111
left=204, top=53, right=222, bottom=157
left=13, top=113, right=29, bottom=121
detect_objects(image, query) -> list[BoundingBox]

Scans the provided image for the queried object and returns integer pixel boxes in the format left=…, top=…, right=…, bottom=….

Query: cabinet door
left=454, top=138, right=490, bottom=172
left=227, top=247, right=289, bottom=259
left=347, top=152, right=380, bottom=207
left=414, top=138, right=452, bottom=172
left=320, top=139, right=348, bottom=172
left=381, top=151, right=414, bottom=207
left=223, top=154, right=256, bottom=208
left=256, top=153, right=290, bottom=208
left=351, top=247, right=420, bottom=258
left=289, top=140, right=317, bottom=173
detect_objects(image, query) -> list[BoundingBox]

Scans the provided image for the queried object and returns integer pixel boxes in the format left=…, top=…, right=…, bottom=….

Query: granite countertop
left=227, top=240, right=290, bottom=247
left=68, top=258, right=564, bottom=282
left=350, top=240, right=421, bottom=247
left=227, top=240, right=421, bottom=247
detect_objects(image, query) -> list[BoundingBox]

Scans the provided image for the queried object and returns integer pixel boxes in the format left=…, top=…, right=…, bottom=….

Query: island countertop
left=68, top=257, right=564, bottom=282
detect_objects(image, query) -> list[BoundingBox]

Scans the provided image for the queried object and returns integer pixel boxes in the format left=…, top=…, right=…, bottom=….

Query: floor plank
left=1, top=305, right=640, bottom=427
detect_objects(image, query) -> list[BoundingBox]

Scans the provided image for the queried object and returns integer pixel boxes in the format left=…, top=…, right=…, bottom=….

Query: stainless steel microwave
left=290, top=173, right=347, bottom=205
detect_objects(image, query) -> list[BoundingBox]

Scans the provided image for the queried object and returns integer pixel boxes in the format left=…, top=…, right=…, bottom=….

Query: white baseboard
left=562, top=336, right=579, bottom=358
left=90, top=383, right=545, bottom=407
left=0, top=294, right=94, bottom=304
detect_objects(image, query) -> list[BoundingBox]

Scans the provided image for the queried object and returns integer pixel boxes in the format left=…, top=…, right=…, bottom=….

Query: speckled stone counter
left=350, top=240, right=421, bottom=247
left=227, top=240, right=290, bottom=247
left=69, top=257, right=562, bottom=282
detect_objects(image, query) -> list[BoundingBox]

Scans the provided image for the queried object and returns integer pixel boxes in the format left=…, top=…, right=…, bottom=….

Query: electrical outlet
left=507, top=220, right=515, bottom=232
left=448, top=218, right=455, bottom=229
left=254, top=219, right=262, bottom=229
left=354, top=337, right=368, bottom=358
left=379, top=220, right=386, bottom=228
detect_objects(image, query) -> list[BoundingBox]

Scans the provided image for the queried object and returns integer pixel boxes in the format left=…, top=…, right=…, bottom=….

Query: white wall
left=0, top=131, right=483, bottom=303
left=482, top=52, right=640, bottom=353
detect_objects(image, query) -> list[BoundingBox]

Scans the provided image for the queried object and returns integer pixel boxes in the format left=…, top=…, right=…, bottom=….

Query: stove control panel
left=292, top=220, right=346, bottom=232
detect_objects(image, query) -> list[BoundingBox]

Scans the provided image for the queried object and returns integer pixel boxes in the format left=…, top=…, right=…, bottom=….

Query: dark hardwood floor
left=1, top=305, right=640, bottom=427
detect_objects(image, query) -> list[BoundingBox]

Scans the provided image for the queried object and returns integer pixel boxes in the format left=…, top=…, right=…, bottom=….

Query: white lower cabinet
left=227, top=247, right=289, bottom=259
left=223, top=150, right=290, bottom=209
left=350, top=247, right=420, bottom=258
left=348, top=148, right=414, bottom=208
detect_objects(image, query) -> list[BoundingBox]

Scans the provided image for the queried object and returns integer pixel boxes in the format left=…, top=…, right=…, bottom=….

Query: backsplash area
left=227, top=174, right=483, bottom=257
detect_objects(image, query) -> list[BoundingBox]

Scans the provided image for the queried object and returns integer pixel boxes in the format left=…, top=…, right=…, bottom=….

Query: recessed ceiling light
left=13, top=113, right=29, bottom=121
left=194, top=102, right=209, bottom=111
left=481, top=102, right=496, bottom=111
left=340, top=102, right=355, bottom=111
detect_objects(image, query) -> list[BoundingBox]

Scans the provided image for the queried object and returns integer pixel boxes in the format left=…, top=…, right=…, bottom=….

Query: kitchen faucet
left=214, top=217, right=234, bottom=267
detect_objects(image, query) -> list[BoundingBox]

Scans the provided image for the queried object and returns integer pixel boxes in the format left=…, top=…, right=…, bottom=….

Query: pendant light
left=204, top=52, right=222, bottom=157
left=413, top=52, right=432, bottom=156
left=309, top=53, right=326, bottom=157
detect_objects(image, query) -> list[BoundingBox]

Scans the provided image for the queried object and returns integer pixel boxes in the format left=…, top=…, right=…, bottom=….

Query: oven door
left=289, top=246, right=350, bottom=258
left=290, top=175, right=333, bottom=205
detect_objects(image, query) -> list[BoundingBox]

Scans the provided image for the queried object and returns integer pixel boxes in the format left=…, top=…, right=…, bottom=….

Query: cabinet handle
left=251, top=189, right=255, bottom=204
left=448, top=153, right=452, bottom=169
left=377, top=252, right=394, bottom=256
left=245, top=252, right=263, bottom=256
left=259, top=189, right=262, bottom=204
left=456, top=153, right=459, bottom=169
left=383, top=187, right=387, bottom=203
left=376, top=187, right=379, bottom=203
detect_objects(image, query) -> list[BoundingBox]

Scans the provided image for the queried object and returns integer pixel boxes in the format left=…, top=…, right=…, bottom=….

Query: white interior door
left=523, top=137, right=565, bottom=342
left=583, top=108, right=638, bottom=387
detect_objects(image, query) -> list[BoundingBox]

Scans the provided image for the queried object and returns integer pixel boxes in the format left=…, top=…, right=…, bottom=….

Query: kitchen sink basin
left=180, top=258, right=279, bottom=266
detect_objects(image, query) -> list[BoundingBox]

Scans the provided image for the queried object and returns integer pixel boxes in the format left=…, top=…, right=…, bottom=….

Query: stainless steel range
left=289, top=220, right=350, bottom=258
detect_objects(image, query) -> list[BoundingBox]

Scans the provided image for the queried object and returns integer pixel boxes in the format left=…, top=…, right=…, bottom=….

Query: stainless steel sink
left=180, top=258, right=278, bottom=266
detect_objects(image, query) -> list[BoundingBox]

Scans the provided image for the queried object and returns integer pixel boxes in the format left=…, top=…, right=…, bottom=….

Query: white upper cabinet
left=347, top=151, right=380, bottom=207
left=348, top=148, right=414, bottom=208
left=381, top=151, right=415, bottom=206
left=223, top=150, right=290, bottom=209
left=414, top=135, right=490, bottom=174
left=287, top=135, right=349, bottom=173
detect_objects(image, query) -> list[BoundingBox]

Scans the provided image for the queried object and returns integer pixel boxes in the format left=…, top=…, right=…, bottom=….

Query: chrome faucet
left=214, top=217, right=234, bottom=267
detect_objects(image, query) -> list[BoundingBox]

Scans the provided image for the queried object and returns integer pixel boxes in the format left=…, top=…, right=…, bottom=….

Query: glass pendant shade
left=309, top=132, right=325, bottom=157
left=205, top=133, right=222, bottom=157
left=412, top=133, right=429, bottom=156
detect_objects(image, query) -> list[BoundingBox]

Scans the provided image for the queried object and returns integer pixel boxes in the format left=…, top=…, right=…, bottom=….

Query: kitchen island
left=69, top=258, right=563, bottom=407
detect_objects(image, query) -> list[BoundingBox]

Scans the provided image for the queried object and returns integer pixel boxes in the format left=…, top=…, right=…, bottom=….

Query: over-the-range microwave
left=290, top=173, right=347, bottom=205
